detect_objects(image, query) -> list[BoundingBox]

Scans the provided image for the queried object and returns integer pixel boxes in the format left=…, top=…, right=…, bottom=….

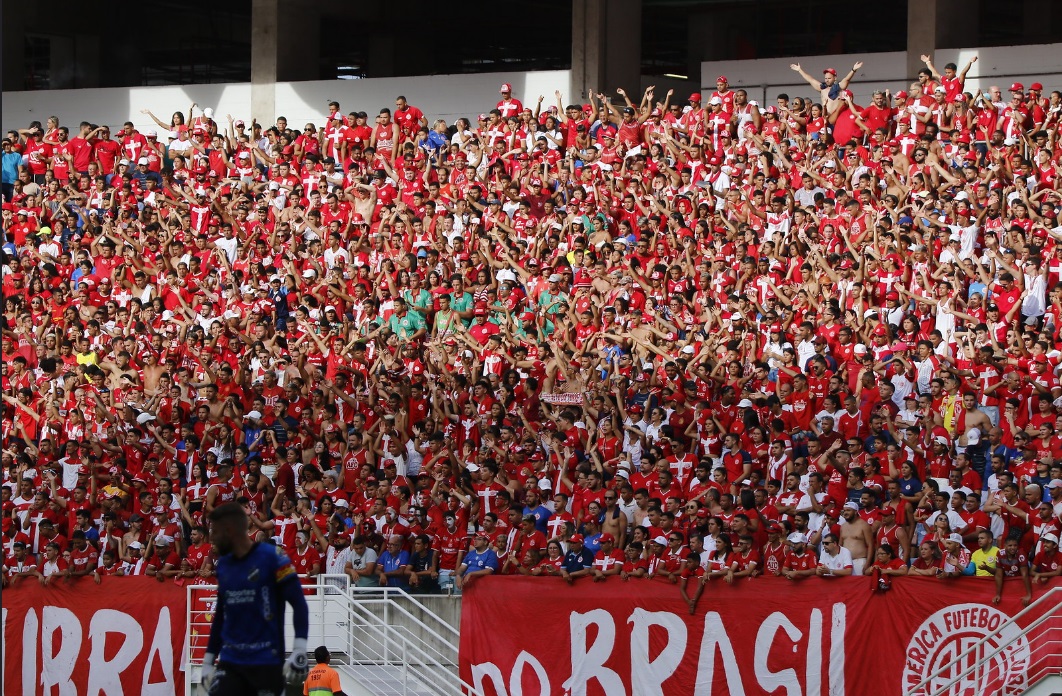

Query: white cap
left=548, top=273, right=563, bottom=283
left=843, top=501, right=860, bottom=510
left=681, top=345, right=695, bottom=354
left=652, top=535, right=669, bottom=546
left=269, top=181, right=280, bottom=190
left=737, top=399, right=754, bottom=408
left=466, top=463, right=480, bottom=473
left=302, top=269, right=316, bottom=279
left=853, top=344, right=868, bottom=355
left=935, top=435, right=950, bottom=446
left=136, top=412, right=156, bottom=424
left=709, top=96, right=722, bottom=105
left=1043, top=533, right=1059, bottom=545
left=162, top=310, right=174, bottom=321
left=1046, top=479, right=1062, bottom=490
left=137, top=157, right=149, bottom=165
left=787, top=533, right=805, bottom=544
left=947, top=533, right=964, bottom=544
left=334, top=498, right=349, bottom=508
left=245, top=410, right=263, bottom=420
left=203, top=108, right=214, bottom=119
left=1004, top=137, right=1017, bottom=146
left=128, top=541, right=143, bottom=550
left=145, top=128, right=157, bottom=137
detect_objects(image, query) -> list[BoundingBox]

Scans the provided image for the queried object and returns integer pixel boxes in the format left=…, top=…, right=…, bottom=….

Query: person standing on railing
left=200, top=502, right=310, bottom=696
left=303, top=646, right=346, bottom=696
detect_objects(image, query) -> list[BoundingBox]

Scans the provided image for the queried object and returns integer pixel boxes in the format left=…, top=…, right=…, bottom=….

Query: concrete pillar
left=251, top=0, right=279, bottom=123
left=571, top=0, right=641, bottom=102
left=251, top=0, right=320, bottom=122
left=906, top=0, right=937, bottom=81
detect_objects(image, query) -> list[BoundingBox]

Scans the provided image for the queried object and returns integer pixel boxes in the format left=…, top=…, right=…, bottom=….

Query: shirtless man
left=141, top=352, right=168, bottom=395
left=600, top=490, right=627, bottom=549
left=790, top=60, right=864, bottom=108
left=99, top=350, right=140, bottom=391
left=956, top=391, right=993, bottom=451
left=839, top=501, right=874, bottom=575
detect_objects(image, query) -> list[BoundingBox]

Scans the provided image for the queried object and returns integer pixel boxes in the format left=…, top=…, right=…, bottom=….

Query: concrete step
left=336, top=663, right=450, bottom=696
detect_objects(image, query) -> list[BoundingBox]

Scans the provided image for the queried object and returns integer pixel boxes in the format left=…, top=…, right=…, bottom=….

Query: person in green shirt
left=387, top=299, right=426, bottom=342
left=972, top=529, right=1000, bottom=577
left=449, top=276, right=475, bottom=327
left=538, top=273, right=569, bottom=317
left=433, top=294, right=462, bottom=337
left=401, top=274, right=433, bottom=320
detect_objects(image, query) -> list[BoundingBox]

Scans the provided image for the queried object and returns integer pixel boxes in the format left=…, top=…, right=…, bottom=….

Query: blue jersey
left=209, top=542, right=302, bottom=665
left=460, top=548, right=499, bottom=577
left=378, top=549, right=411, bottom=588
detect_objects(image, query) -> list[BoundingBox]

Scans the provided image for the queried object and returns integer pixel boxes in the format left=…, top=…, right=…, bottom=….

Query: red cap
left=569, top=534, right=585, bottom=543
left=500, top=83, right=512, bottom=93
left=716, top=75, right=728, bottom=83
left=824, top=68, right=838, bottom=75
left=894, top=91, right=908, bottom=99
left=599, top=533, right=615, bottom=544
left=688, top=92, right=702, bottom=102
left=885, top=291, right=900, bottom=301
left=1030, top=82, right=1043, bottom=91
left=696, top=508, right=710, bottom=519
left=1010, top=82, right=1024, bottom=92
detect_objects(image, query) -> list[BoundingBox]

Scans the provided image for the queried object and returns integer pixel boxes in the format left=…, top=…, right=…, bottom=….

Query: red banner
left=2, top=579, right=187, bottom=696
left=460, top=576, right=1061, bottom=696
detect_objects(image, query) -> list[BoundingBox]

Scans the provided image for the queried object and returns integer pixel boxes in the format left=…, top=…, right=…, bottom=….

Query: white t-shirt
left=819, top=545, right=854, bottom=574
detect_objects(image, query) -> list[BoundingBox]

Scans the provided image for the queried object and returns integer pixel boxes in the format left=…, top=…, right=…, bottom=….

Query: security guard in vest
left=303, top=646, right=346, bottom=696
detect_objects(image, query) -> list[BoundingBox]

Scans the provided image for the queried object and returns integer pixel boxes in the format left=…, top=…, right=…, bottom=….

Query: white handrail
left=350, top=585, right=461, bottom=639
left=912, top=586, right=1062, bottom=696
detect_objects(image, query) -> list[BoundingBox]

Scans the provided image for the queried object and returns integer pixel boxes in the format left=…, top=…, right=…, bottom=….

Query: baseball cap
left=688, top=92, right=702, bottom=102
left=569, top=534, right=585, bottom=544
left=787, top=533, right=805, bottom=544
left=1010, top=82, right=1024, bottom=92
left=1043, top=533, right=1059, bottom=545
left=737, top=399, right=754, bottom=408
left=843, top=501, right=860, bottom=511
left=137, top=157, right=149, bottom=165
left=947, top=533, right=964, bottom=545
left=651, top=535, right=668, bottom=546
left=500, top=83, right=512, bottom=93
left=599, top=533, right=615, bottom=544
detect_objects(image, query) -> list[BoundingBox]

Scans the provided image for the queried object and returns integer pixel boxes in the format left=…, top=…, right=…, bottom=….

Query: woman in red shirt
left=868, top=543, right=908, bottom=590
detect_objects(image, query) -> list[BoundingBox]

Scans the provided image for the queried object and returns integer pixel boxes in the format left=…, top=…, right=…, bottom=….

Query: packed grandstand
left=2, top=61, right=1062, bottom=605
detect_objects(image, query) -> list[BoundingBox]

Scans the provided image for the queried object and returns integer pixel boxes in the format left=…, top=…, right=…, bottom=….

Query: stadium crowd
left=2, top=59, right=1062, bottom=607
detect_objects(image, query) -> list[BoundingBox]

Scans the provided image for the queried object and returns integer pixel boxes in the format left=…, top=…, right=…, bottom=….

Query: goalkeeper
left=201, top=502, right=310, bottom=694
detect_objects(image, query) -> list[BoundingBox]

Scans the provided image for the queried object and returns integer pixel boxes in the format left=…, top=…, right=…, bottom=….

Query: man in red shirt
left=782, top=533, right=818, bottom=579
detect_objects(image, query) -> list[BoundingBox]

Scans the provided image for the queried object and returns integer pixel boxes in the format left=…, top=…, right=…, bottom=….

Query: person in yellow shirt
left=972, top=529, right=1000, bottom=577
left=304, top=646, right=346, bottom=696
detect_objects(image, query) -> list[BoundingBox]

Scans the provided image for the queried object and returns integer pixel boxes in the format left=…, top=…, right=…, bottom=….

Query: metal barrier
left=186, top=575, right=477, bottom=696
left=911, top=587, right=1062, bottom=696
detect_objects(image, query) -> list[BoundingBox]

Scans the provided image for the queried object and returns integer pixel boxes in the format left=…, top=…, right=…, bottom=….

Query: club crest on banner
left=902, top=603, right=1029, bottom=696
